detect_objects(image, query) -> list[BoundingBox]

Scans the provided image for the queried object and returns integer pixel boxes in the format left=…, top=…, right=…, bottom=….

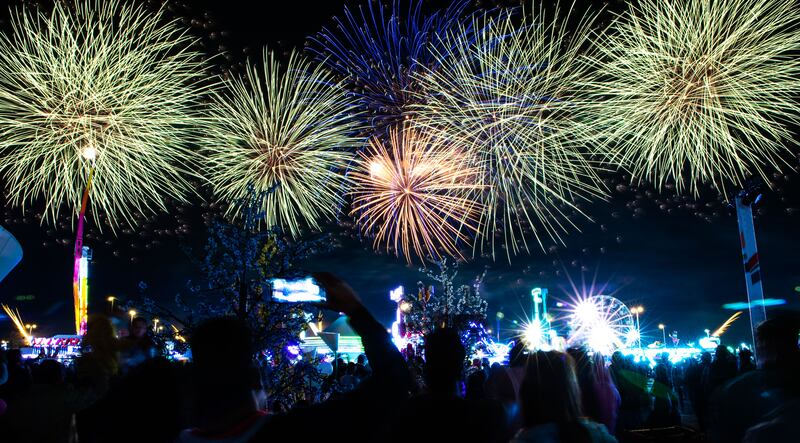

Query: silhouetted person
left=709, top=313, right=800, bottom=443
left=4, top=359, right=106, bottom=443
left=179, top=272, right=412, bottom=443
left=355, top=353, right=371, bottom=379
left=591, top=353, right=620, bottom=434
left=0, top=349, right=31, bottom=400
left=465, top=369, right=487, bottom=401
left=568, top=347, right=620, bottom=432
left=739, top=348, right=756, bottom=373
left=649, top=361, right=681, bottom=427
left=708, top=345, right=738, bottom=391
left=609, top=351, right=649, bottom=433
left=486, top=341, right=527, bottom=439
left=119, top=317, right=157, bottom=371
left=393, top=328, right=504, bottom=442
left=512, top=351, right=617, bottom=443
left=693, top=351, right=713, bottom=429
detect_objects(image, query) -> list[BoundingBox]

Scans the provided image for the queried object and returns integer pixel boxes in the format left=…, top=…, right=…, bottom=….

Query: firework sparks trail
left=0, top=0, right=213, bottom=227
left=206, top=48, right=362, bottom=236
left=349, top=125, right=483, bottom=262
left=582, top=0, right=800, bottom=194
left=411, top=3, right=607, bottom=260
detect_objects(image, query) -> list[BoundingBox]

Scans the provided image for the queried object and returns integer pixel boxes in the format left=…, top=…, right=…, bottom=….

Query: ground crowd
left=0, top=273, right=798, bottom=442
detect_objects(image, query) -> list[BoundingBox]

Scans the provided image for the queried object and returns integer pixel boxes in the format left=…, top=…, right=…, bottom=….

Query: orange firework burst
left=350, top=126, right=483, bottom=262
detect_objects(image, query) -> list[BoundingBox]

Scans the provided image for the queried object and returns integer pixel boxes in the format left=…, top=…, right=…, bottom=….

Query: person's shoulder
left=580, top=419, right=618, bottom=443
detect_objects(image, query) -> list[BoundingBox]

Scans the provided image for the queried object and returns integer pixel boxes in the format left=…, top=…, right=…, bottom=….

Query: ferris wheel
left=566, top=295, right=636, bottom=354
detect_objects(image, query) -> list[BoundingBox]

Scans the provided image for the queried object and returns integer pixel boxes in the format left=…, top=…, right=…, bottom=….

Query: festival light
left=171, top=325, right=186, bottom=343
left=522, top=321, right=544, bottom=350
left=349, top=125, right=483, bottom=262
left=2, top=304, right=31, bottom=345
left=206, top=49, right=361, bottom=237
left=411, top=4, right=606, bottom=259
left=0, top=0, right=212, bottom=226
left=309, top=0, right=468, bottom=130
left=582, top=0, right=800, bottom=194
left=722, top=299, right=787, bottom=310
left=567, top=295, right=635, bottom=354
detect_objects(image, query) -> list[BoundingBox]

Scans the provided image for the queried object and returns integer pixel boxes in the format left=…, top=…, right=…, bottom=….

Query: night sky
left=0, top=0, right=799, bottom=347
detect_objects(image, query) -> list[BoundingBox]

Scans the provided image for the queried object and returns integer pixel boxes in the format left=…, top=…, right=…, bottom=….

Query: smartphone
left=270, top=277, right=327, bottom=303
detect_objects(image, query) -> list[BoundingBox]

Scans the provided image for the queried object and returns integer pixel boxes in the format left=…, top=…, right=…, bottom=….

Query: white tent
left=0, top=225, right=22, bottom=283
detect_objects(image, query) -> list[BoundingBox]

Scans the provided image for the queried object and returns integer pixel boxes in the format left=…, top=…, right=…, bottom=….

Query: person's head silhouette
left=423, top=328, right=465, bottom=394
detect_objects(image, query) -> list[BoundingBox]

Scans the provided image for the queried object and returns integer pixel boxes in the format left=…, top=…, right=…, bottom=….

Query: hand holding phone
left=270, top=277, right=327, bottom=303
left=310, top=272, right=363, bottom=315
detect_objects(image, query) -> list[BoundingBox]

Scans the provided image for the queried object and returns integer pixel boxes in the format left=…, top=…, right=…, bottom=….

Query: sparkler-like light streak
left=712, top=311, right=742, bottom=337
left=411, top=4, right=606, bottom=259
left=0, top=0, right=212, bottom=226
left=349, top=125, right=483, bottom=262
left=309, top=0, right=469, bottom=130
left=583, top=0, right=800, bottom=194
left=2, top=304, right=31, bottom=345
left=206, top=49, right=361, bottom=237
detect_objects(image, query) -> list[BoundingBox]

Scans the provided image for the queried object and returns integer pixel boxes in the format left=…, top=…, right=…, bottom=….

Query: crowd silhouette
left=0, top=273, right=798, bottom=442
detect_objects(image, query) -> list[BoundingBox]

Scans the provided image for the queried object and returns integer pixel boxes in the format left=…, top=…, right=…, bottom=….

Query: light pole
left=26, top=323, right=37, bottom=337
left=704, top=328, right=710, bottom=338
left=496, top=312, right=504, bottom=342
left=107, top=296, right=116, bottom=312
left=658, top=323, right=666, bottom=347
left=153, top=318, right=159, bottom=333
left=129, top=309, right=137, bottom=326
left=632, top=306, right=644, bottom=347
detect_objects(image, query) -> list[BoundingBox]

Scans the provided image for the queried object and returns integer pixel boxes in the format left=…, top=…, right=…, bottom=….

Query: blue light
left=722, top=298, right=786, bottom=310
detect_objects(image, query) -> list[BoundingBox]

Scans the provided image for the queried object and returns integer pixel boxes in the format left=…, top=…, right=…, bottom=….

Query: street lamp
left=704, top=328, right=710, bottom=338
left=496, top=312, right=504, bottom=341
left=153, top=318, right=159, bottom=333
left=107, top=296, right=116, bottom=312
left=129, top=309, right=137, bottom=325
left=632, top=306, right=644, bottom=347
left=26, top=323, right=37, bottom=337
left=658, top=323, right=666, bottom=347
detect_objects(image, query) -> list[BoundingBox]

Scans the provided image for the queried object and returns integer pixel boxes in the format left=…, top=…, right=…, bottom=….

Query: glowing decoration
left=411, top=5, right=606, bottom=259
left=0, top=0, right=211, bottom=226
left=621, top=346, right=703, bottom=367
left=349, top=126, right=483, bottom=262
left=722, top=299, right=786, bottom=310
left=206, top=49, right=360, bottom=236
left=2, top=304, right=31, bottom=345
left=567, top=295, right=635, bottom=354
left=309, top=0, right=468, bottom=130
left=522, top=321, right=543, bottom=349
left=712, top=311, right=743, bottom=337
left=389, top=286, right=412, bottom=349
left=73, top=246, right=91, bottom=335
left=171, top=325, right=186, bottom=343
left=0, top=225, right=22, bottom=283
left=583, top=0, right=800, bottom=194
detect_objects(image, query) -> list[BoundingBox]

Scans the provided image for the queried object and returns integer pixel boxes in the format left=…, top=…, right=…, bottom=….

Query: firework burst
left=349, top=125, right=483, bottom=262
left=308, top=0, right=468, bottom=131
left=411, top=4, right=606, bottom=259
left=0, top=0, right=212, bottom=227
left=583, top=0, right=800, bottom=194
left=206, top=49, right=361, bottom=237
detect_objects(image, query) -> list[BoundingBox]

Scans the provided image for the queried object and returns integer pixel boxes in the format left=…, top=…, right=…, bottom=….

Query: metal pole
left=735, top=192, right=767, bottom=355
left=73, top=167, right=94, bottom=336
